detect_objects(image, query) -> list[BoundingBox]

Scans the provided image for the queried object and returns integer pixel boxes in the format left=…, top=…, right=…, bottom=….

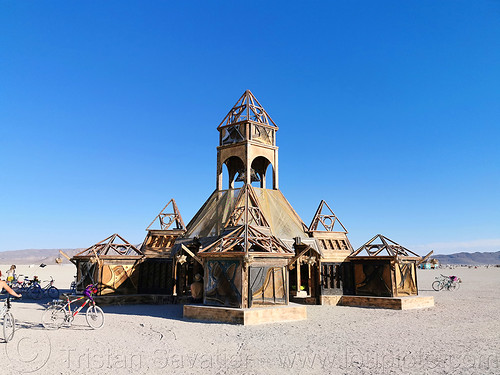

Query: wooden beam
left=288, top=246, right=310, bottom=268
left=417, top=250, right=434, bottom=265
left=181, top=244, right=203, bottom=265
left=59, top=250, right=77, bottom=265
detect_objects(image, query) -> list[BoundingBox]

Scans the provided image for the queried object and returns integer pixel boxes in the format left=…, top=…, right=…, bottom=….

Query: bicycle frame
left=0, top=299, right=9, bottom=316
left=61, top=295, right=95, bottom=319
left=42, top=283, right=103, bottom=330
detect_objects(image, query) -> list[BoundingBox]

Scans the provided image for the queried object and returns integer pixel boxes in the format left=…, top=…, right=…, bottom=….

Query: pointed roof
left=184, top=188, right=308, bottom=240
left=308, top=200, right=348, bottom=232
left=224, top=184, right=270, bottom=228
left=198, top=225, right=292, bottom=254
left=74, top=233, right=144, bottom=258
left=198, top=184, right=292, bottom=255
left=350, top=234, right=421, bottom=259
left=146, top=199, right=185, bottom=231
left=218, top=90, right=277, bottom=129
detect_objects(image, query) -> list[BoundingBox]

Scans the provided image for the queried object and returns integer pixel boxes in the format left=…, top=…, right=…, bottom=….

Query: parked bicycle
left=0, top=296, right=21, bottom=342
left=14, top=275, right=40, bottom=298
left=13, top=275, right=32, bottom=292
left=41, top=284, right=104, bottom=330
left=28, top=277, right=59, bottom=300
left=432, top=274, right=461, bottom=291
left=69, top=275, right=77, bottom=295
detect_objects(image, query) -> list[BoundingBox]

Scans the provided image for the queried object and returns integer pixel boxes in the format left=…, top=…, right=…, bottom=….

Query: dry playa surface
left=0, top=265, right=498, bottom=375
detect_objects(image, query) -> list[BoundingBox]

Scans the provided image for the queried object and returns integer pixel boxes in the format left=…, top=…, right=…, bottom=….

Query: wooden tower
left=216, top=90, right=279, bottom=190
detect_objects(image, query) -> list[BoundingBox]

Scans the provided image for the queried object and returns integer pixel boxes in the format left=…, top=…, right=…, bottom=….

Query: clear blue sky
left=1, top=1, right=499, bottom=254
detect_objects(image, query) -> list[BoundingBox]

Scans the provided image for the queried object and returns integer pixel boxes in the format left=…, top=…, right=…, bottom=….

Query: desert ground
left=0, top=264, right=498, bottom=375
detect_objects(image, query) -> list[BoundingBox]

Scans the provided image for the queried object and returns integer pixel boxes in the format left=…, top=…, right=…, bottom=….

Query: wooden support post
left=172, top=261, right=178, bottom=296
left=273, top=149, right=279, bottom=189
left=308, top=263, right=312, bottom=296
left=296, top=260, right=301, bottom=293
left=217, top=154, right=223, bottom=190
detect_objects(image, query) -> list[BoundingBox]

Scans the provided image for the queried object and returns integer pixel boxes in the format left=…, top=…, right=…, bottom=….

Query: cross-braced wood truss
left=75, top=233, right=144, bottom=257
left=199, top=225, right=291, bottom=254
left=200, top=184, right=292, bottom=254
left=308, top=200, right=348, bottom=232
left=146, top=198, right=186, bottom=231
left=224, top=184, right=270, bottom=228
left=350, top=234, right=421, bottom=258
left=218, top=90, right=277, bottom=129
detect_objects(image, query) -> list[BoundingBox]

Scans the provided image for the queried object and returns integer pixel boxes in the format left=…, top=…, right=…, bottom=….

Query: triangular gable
left=199, top=225, right=292, bottom=254
left=183, top=188, right=309, bottom=240
left=308, top=200, right=348, bottom=232
left=75, top=233, right=144, bottom=257
left=350, top=234, right=421, bottom=258
left=146, top=198, right=186, bottom=231
left=224, top=184, right=270, bottom=228
left=218, top=90, right=277, bottom=129
left=198, top=184, right=292, bottom=254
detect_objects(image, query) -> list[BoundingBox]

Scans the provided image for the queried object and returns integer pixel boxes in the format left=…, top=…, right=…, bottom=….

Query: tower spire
left=216, top=90, right=279, bottom=190
left=218, top=90, right=277, bottom=129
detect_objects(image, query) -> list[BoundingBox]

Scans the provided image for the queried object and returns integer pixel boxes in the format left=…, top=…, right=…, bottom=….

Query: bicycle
left=14, top=275, right=40, bottom=298
left=69, top=275, right=77, bottom=295
left=41, top=284, right=104, bottom=330
left=0, top=296, right=21, bottom=342
left=28, top=277, right=59, bottom=300
left=432, top=274, right=461, bottom=291
left=13, top=275, right=32, bottom=293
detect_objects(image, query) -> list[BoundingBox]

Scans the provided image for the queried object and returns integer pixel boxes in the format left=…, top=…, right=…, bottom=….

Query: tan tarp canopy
left=185, top=188, right=308, bottom=240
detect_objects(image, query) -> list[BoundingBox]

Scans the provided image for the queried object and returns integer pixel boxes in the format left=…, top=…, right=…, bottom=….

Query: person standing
left=0, top=271, right=22, bottom=298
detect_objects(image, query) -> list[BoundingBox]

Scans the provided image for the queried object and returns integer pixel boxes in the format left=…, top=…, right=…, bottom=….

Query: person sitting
left=0, top=271, right=22, bottom=298
left=190, top=274, right=203, bottom=302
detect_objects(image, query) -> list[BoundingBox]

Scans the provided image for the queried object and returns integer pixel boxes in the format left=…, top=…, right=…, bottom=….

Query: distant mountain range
left=434, top=251, right=500, bottom=265
left=0, top=248, right=499, bottom=266
left=0, top=249, right=82, bottom=265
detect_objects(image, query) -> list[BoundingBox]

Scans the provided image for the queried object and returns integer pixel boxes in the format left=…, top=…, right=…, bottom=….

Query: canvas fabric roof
left=184, top=188, right=309, bottom=241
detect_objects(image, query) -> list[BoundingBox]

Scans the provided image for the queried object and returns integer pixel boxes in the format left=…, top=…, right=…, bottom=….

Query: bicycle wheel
left=3, top=312, right=15, bottom=342
left=29, top=285, right=42, bottom=300
left=41, top=305, right=67, bottom=330
left=47, top=286, right=60, bottom=299
left=86, top=305, right=104, bottom=329
left=432, top=280, right=442, bottom=291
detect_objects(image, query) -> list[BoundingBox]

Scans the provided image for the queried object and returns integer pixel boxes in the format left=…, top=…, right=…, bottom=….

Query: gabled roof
left=224, top=184, right=270, bottom=228
left=350, top=234, right=421, bottom=259
left=184, top=187, right=308, bottom=240
left=146, top=198, right=186, bottom=231
left=218, top=90, right=277, bottom=129
left=198, top=184, right=292, bottom=255
left=74, top=233, right=144, bottom=258
left=308, top=200, right=348, bottom=233
left=199, top=225, right=292, bottom=255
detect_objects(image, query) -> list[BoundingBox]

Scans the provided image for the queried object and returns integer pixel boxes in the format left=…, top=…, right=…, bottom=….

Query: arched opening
left=222, top=164, right=229, bottom=190
left=251, top=156, right=273, bottom=189
left=223, top=156, right=245, bottom=189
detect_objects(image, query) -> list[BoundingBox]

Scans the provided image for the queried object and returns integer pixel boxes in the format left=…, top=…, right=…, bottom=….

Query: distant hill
left=1, top=248, right=499, bottom=266
left=0, top=249, right=82, bottom=265
left=434, top=251, right=500, bottom=265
